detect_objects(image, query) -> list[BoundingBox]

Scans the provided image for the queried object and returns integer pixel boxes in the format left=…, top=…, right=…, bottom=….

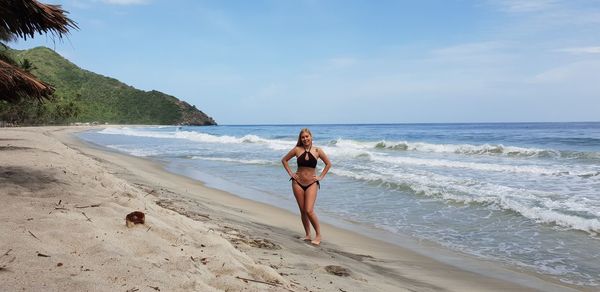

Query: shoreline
left=1, top=126, right=585, bottom=291
left=160, top=157, right=569, bottom=286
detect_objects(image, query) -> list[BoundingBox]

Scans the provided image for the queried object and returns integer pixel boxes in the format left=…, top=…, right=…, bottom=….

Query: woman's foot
left=303, top=235, right=312, bottom=242
left=311, top=235, right=321, bottom=246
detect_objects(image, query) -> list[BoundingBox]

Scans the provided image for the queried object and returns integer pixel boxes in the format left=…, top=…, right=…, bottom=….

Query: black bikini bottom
left=290, top=178, right=320, bottom=191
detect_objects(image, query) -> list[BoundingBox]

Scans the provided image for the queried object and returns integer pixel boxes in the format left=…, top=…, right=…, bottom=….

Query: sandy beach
left=0, top=126, right=586, bottom=291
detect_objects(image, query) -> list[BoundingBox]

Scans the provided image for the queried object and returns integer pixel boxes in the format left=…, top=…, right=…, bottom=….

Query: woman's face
left=300, top=132, right=312, bottom=146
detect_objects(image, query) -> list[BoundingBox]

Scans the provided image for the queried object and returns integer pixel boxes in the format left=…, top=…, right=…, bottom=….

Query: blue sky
left=12, top=0, right=600, bottom=124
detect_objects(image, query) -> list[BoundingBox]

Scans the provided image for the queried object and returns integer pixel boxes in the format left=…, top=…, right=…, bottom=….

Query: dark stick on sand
left=81, top=212, right=92, bottom=222
left=235, top=276, right=294, bottom=291
left=28, top=230, right=40, bottom=240
left=75, top=204, right=101, bottom=208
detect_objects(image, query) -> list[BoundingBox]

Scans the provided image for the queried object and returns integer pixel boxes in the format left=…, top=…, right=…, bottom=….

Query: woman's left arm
left=316, top=147, right=331, bottom=181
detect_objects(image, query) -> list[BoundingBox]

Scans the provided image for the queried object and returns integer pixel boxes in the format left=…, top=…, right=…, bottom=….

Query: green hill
left=1, top=46, right=216, bottom=126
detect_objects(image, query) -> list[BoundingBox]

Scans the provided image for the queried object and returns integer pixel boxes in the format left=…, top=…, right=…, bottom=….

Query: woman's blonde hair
left=296, top=128, right=313, bottom=147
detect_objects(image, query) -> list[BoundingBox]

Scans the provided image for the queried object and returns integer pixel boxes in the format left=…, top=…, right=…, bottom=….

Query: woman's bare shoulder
left=313, top=146, right=322, bottom=156
left=291, top=146, right=302, bottom=154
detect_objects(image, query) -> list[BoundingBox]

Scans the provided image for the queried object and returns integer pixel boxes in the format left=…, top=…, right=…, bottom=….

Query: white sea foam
left=332, top=138, right=567, bottom=158
left=98, top=127, right=294, bottom=150
left=106, top=144, right=160, bottom=157
left=327, top=147, right=600, bottom=179
left=322, top=145, right=373, bottom=160
left=190, top=156, right=273, bottom=165
left=99, top=127, right=173, bottom=139
left=330, top=168, right=600, bottom=233
left=320, top=143, right=599, bottom=180
left=100, top=128, right=599, bottom=165
left=367, top=153, right=569, bottom=175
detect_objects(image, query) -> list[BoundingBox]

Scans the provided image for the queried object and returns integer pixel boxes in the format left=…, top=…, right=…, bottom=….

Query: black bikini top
left=297, top=147, right=317, bottom=168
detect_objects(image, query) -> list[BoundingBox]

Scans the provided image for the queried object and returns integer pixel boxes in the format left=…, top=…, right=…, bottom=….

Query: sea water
left=78, top=123, right=600, bottom=286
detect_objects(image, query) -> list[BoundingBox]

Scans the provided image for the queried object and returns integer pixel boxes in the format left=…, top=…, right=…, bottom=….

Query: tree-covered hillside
left=1, top=46, right=216, bottom=126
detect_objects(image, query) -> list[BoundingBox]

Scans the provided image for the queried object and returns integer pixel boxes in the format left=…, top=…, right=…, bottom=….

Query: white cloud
left=424, top=41, right=517, bottom=71
left=490, top=0, right=560, bottom=13
left=531, top=60, right=600, bottom=84
left=558, top=47, right=600, bottom=54
left=489, top=0, right=600, bottom=27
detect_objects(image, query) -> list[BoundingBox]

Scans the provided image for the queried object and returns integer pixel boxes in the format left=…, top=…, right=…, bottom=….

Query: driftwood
left=75, top=204, right=100, bottom=209
left=235, top=276, right=278, bottom=286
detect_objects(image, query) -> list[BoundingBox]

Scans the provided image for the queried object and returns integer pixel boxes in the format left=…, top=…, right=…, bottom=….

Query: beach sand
left=0, top=126, right=585, bottom=291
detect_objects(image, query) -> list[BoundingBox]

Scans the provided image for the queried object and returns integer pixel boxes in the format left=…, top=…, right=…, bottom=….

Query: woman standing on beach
left=282, top=128, right=331, bottom=246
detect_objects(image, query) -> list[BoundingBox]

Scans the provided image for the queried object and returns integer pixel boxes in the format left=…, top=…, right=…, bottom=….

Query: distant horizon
left=13, top=0, right=600, bottom=124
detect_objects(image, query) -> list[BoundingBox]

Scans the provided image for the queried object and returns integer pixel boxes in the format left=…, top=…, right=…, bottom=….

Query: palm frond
left=0, top=0, right=78, bottom=40
left=0, top=59, right=54, bottom=102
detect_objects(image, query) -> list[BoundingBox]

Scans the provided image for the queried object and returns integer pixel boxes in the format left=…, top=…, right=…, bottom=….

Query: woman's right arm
left=281, top=148, right=298, bottom=180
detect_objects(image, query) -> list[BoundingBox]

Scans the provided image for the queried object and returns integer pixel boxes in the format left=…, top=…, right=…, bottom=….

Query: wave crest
left=331, top=168, right=600, bottom=234
left=98, top=127, right=294, bottom=150
left=189, top=156, right=273, bottom=165
left=331, top=138, right=600, bottom=161
left=372, top=139, right=558, bottom=157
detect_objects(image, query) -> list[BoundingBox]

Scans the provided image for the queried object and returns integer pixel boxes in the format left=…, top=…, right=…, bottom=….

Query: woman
left=282, top=128, right=331, bottom=246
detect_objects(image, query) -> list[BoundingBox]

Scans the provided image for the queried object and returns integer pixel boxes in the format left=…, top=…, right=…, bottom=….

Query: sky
left=12, top=0, right=600, bottom=124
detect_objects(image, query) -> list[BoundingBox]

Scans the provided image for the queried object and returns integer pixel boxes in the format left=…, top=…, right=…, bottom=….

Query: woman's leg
left=304, top=183, right=321, bottom=245
left=292, top=182, right=311, bottom=240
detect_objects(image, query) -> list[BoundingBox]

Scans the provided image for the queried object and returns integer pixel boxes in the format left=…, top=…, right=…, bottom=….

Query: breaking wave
left=331, top=138, right=599, bottom=160
left=98, top=127, right=293, bottom=150
left=331, top=168, right=600, bottom=234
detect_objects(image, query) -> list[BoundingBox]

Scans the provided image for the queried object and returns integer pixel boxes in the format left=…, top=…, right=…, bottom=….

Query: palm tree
left=19, top=58, right=35, bottom=72
left=0, top=0, right=77, bottom=102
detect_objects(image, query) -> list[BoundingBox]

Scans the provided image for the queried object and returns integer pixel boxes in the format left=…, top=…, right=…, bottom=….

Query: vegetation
left=0, top=46, right=216, bottom=125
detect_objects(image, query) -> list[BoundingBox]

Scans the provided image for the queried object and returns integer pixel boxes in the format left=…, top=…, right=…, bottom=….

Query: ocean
left=78, top=122, right=600, bottom=287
